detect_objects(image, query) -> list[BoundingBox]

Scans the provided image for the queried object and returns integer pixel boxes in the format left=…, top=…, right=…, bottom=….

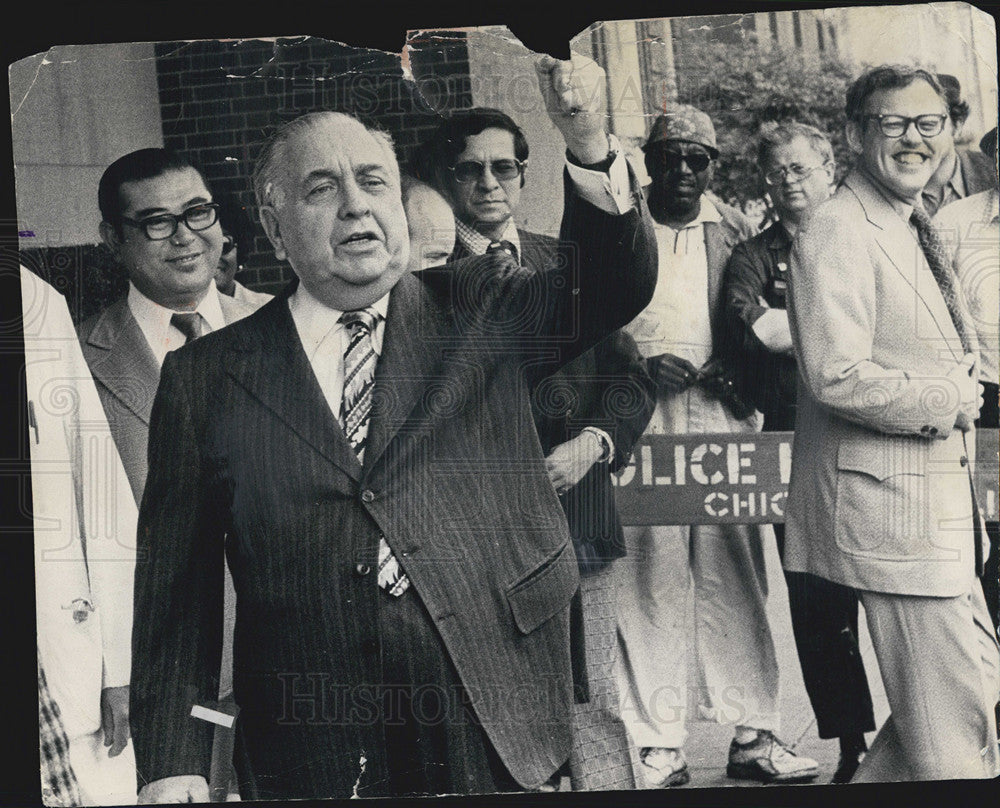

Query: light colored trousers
left=853, top=582, right=1000, bottom=781
left=614, top=385, right=781, bottom=750
left=568, top=561, right=637, bottom=790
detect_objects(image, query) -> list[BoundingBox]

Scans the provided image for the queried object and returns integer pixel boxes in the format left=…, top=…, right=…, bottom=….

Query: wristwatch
left=581, top=427, right=613, bottom=463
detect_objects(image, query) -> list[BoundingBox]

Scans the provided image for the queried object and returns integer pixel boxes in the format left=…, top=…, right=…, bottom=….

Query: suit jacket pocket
left=834, top=440, right=928, bottom=558
left=506, top=541, right=580, bottom=634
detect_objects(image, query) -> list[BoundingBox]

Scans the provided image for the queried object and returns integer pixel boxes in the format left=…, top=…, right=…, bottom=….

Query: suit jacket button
left=361, top=489, right=375, bottom=503
left=355, top=563, right=371, bottom=576
left=960, top=455, right=969, bottom=466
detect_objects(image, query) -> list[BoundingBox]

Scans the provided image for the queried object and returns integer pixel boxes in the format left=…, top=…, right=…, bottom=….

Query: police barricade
left=612, top=430, right=999, bottom=526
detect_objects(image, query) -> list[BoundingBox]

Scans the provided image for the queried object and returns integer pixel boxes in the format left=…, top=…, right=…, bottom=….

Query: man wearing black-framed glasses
left=786, top=64, right=1000, bottom=782
left=77, top=148, right=267, bottom=800
left=80, top=147, right=264, bottom=503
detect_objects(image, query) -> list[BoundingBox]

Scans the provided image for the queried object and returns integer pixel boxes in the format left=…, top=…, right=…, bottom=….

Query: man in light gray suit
left=79, top=148, right=261, bottom=503
left=77, top=148, right=264, bottom=798
left=787, top=64, right=1000, bottom=782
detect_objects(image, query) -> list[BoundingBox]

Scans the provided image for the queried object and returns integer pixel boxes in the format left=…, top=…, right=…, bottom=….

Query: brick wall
left=154, top=33, right=473, bottom=293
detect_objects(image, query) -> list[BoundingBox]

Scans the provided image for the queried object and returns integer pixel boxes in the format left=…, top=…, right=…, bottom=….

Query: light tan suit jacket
left=785, top=169, right=985, bottom=597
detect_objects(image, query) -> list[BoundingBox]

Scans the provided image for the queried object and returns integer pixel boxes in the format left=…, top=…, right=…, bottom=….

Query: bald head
left=401, top=177, right=456, bottom=271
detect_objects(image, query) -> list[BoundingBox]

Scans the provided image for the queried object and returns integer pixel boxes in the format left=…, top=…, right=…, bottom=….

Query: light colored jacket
left=785, top=170, right=985, bottom=597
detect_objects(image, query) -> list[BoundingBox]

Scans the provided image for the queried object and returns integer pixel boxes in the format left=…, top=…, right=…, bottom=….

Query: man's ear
left=259, top=207, right=286, bottom=262
left=845, top=119, right=864, bottom=155
left=99, top=220, right=122, bottom=256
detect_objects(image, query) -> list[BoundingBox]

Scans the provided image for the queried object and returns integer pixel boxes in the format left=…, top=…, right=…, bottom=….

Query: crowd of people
left=28, top=52, right=998, bottom=804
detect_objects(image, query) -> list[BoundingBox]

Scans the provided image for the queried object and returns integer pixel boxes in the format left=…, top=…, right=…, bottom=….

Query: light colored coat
left=78, top=293, right=261, bottom=503
left=25, top=268, right=139, bottom=806
left=785, top=170, right=985, bottom=598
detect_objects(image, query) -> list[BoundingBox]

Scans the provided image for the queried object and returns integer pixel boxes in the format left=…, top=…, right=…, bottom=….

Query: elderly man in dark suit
left=787, top=64, right=1000, bottom=781
left=417, top=106, right=656, bottom=791
left=129, top=55, right=657, bottom=801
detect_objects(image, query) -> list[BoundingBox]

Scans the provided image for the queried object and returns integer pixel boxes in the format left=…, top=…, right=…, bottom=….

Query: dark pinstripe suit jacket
left=454, top=227, right=655, bottom=572
left=130, top=185, right=657, bottom=798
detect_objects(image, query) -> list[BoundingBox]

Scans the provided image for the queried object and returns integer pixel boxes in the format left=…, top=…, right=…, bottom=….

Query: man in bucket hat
left=615, top=104, right=820, bottom=787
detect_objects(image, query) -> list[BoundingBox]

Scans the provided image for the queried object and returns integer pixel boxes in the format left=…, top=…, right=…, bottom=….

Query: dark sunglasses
left=656, top=151, right=712, bottom=173
left=448, top=159, right=526, bottom=184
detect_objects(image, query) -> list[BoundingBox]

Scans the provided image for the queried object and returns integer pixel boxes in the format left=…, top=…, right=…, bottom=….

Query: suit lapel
left=83, top=299, right=160, bottom=425
left=225, top=293, right=363, bottom=482
left=847, top=173, right=964, bottom=360
left=363, top=272, right=450, bottom=471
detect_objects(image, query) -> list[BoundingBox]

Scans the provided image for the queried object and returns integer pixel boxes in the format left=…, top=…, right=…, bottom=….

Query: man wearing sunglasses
left=418, top=107, right=655, bottom=791
left=78, top=148, right=267, bottom=798
left=786, top=64, right=1000, bottom=781
left=724, top=122, right=875, bottom=783
left=617, top=105, right=820, bottom=787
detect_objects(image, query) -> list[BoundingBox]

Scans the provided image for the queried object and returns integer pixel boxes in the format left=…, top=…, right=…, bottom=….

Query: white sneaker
left=726, top=730, right=819, bottom=783
left=639, top=747, right=690, bottom=787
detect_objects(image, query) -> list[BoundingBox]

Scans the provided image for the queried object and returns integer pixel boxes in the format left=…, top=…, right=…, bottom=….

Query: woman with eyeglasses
left=214, top=198, right=274, bottom=307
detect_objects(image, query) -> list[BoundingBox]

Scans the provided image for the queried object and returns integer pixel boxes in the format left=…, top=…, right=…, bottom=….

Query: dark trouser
left=775, top=524, right=876, bottom=739
left=767, top=407, right=876, bottom=739
left=376, top=585, right=521, bottom=797
left=976, top=381, right=999, bottom=631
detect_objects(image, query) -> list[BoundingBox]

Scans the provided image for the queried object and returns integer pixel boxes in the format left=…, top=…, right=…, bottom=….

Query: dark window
left=816, top=19, right=825, bottom=51
left=792, top=12, right=803, bottom=48
left=769, top=12, right=779, bottom=45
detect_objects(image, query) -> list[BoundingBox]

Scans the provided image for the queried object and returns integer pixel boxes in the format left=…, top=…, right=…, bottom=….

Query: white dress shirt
left=288, top=283, right=391, bottom=420
left=285, top=143, right=634, bottom=449
left=127, top=282, right=227, bottom=367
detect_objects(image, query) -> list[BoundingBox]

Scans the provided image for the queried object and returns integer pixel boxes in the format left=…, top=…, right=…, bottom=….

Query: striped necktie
left=339, top=308, right=410, bottom=596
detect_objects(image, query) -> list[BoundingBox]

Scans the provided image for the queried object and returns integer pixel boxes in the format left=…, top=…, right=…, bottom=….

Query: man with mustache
left=786, top=64, right=1000, bottom=781
left=616, top=105, right=819, bottom=787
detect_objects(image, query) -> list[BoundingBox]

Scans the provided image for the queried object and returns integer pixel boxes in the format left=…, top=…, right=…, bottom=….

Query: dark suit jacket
left=723, top=221, right=798, bottom=429
left=453, top=227, right=655, bottom=572
left=130, top=183, right=657, bottom=798
left=77, top=293, right=260, bottom=502
left=959, top=147, right=999, bottom=196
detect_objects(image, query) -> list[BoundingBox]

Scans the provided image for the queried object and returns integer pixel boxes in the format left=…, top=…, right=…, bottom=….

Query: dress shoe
left=639, top=747, right=690, bottom=787
left=726, top=730, right=819, bottom=783
left=831, top=749, right=865, bottom=783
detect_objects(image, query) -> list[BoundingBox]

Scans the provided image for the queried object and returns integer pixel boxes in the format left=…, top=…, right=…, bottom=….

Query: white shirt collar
left=127, top=281, right=226, bottom=363
left=454, top=217, right=521, bottom=257
left=287, top=281, right=391, bottom=361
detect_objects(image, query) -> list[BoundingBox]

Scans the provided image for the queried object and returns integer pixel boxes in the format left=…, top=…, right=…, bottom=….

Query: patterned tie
left=170, top=312, right=205, bottom=345
left=910, top=210, right=986, bottom=573
left=486, top=240, right=518, bottom=262
left=338, top=308, right=410, bottom=597
left=910, top=208, right=975, bottom=354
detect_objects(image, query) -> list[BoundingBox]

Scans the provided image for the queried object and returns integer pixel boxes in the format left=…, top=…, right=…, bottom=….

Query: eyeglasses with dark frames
left=859, top=114, right=948, bottom=139
left=120, top=202, right=220, bottom=241
left=763, top=163, right=829, bottom=187
left=448, top=159, right=526, bottom=184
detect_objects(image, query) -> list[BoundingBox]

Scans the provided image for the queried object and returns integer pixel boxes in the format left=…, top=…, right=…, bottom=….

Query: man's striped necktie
left=339, top=308, right=410, bottom=596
